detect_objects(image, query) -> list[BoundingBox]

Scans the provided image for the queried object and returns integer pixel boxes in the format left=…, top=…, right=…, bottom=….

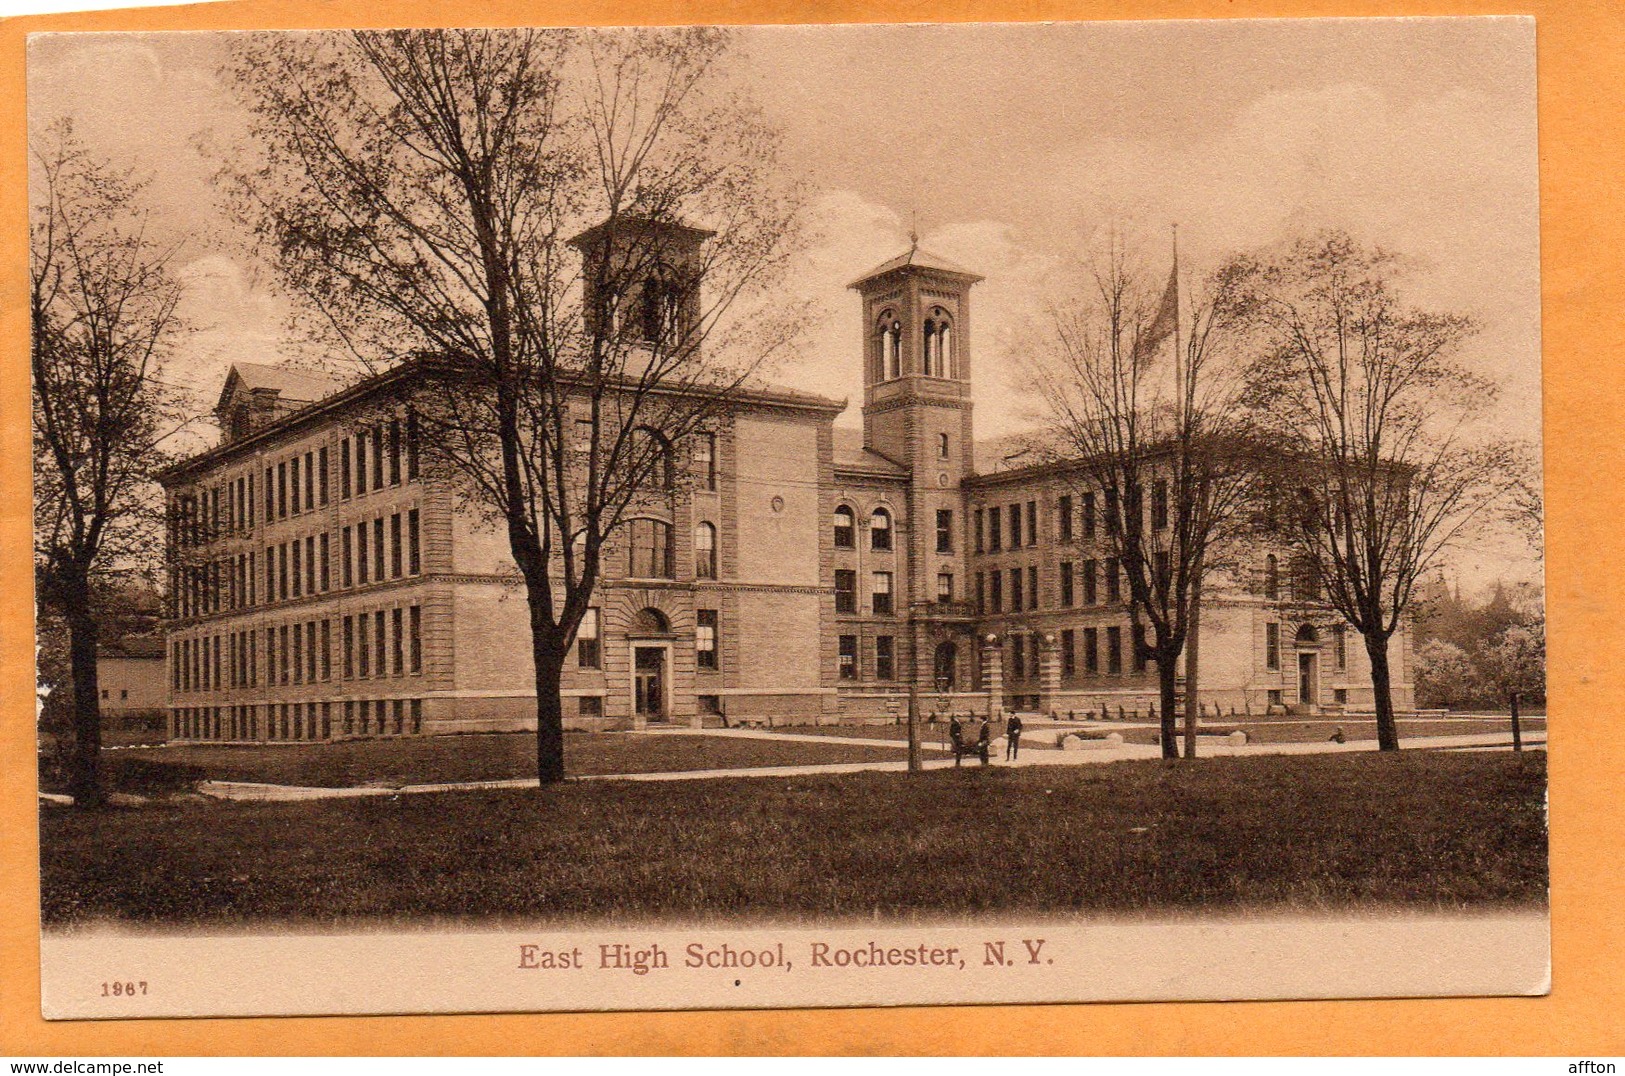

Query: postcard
left=26, top=16, right=1546, bottom=1020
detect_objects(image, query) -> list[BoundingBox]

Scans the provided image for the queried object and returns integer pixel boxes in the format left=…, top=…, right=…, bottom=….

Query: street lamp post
left=907, top=612, right=922, bottom=772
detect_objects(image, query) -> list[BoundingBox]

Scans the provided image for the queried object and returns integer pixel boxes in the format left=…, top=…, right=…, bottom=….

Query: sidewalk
left=167, top=728, right=1542, bottom=802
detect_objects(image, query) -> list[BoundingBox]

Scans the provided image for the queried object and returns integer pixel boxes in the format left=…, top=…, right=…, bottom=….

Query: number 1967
left=101, top=981, right=147, bottom=997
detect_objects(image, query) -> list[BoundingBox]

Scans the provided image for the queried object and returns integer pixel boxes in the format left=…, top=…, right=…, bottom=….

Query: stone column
left=1038, top=632, right=1061, bottom=716
left=980, top=635, right=1004, bottom=720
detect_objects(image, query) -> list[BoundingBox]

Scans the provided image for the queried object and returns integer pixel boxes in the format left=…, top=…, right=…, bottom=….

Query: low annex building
left=159, top=226, right=1411, bottom=742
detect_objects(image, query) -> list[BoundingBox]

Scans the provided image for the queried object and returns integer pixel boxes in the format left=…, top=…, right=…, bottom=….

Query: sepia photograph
left=26, top=16, right=1547, bottom=1019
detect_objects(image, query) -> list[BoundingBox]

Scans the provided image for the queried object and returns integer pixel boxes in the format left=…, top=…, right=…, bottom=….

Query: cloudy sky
left=28, top=18, right=1540, bottom=589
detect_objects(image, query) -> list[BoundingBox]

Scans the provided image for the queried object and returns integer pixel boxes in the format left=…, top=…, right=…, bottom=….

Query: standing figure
left=977, top=718, right=992, bottom=766
left=1005, top=714, right=1024, bottom=761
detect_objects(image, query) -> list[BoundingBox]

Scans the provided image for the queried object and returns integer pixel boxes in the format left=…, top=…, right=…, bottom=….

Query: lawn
left=1096, top=716, right=1545, bottom=746
left=41, top=731, right=933, bottom=794
left=40, top=750, right=1547, bottom=927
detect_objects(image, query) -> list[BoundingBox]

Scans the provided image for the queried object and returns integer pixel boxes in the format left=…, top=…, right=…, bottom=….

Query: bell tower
left=850, top=239, right=981, bottom=488
left=849, top=239, right=982, bottom=617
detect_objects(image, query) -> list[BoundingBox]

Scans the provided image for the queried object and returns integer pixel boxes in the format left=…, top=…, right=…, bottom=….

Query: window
left=1104, top=487, right=1119, bottom=534
left=579, top=696, right=604, bottom=719
left=1009, top=503, right=1022, bottom=548
left=342, top=616, right=354, bottom=679
left=1264, top=554, right=1280, bottom=600
left=1060, top=562, right=1074, bottom=606
left=304, top=451, right=316, bottom=510
left=375, top=610, right=387, bottom=678
left=989, top=506, right=1002, bottom=552
left=938, top=432, right=950, bottom=459
left=1061, top=629, right=1076, bottom=677
left=838, top=635, right=858, bottom=680
left=824, top=568, right=854, bottom=615
left=872, top=571, right=893, bottom=616
left=1107, top=626, right=1123, bottom=674
left=833, top=506, right=855, bottom=549
left=634, top=427, right=674, bottom=490
left=975, top=572, right=985, bottom=613
left=406, top=410, right=420, bottom=480
left=277, top=462, right=288, bottom=518
left=1084, top=627, right=1099, bottom=673
left=577, top=608, right=600, bottom=668
left=1266, top=622, right=1281, bottom=670
left=695, top=433, right=717, bottom=491
left=875, top=312, right=902, bottom=381
left=695, top=522, right=717, bottom=579
left=1335, top=625, right=1348, bottom=670
left=389, top=418, right=402, bottom=486
left=936, top=509, right=953, bottom=553
left=1106, top=557, right=1120, bottom=602
left=875, top=635, right=894, bottom=680
left=342, top=528, right=353, bottom=588
left=392, top=608, right=405, bottom=675
left=974, top=508, right=985, bottom=553
left=1133, top=624, right=1149, bottom=673
left=371, top=425, right=385, bottom=490
left=1026, top=501, right=1037, bottom=546
left=305, top=535, right=316, bottom=594
left=696, top=609, right=718, bottom=670
left=408, top=509, right=421, bottom=575
left=340, top=440, right=352, bottom=499
left=289, top=456, right=300, bottom=515
left=1009, top=568, right=1023, bottom=612
left=1153, top=479, right=1169, bottom=529
left=354, top=430, right=367, bottom=495
left=628, top=519, right=674, bottom=578
left=870, top=508, right=892, bottom=551
left=1011, top=635, right=1025, bottom=681
left=391, top=514, right=403, bottom=578
left=409, top=605, right=422, bottom=673
left=989, top=570, right=1003, bottom=613
left=937, top=572, right=954, bottom=602
left=1028, top=565, right=1039, bottom=610
left=1082, top=492, right=1096, bottom=539
left=1058, top=496, right=1073, bottom=541
left=319, top=533, right=330, bottom=591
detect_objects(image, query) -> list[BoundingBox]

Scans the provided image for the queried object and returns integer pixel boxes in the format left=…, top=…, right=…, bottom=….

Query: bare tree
left=31, top=123, right=187, bottom=806
left=220, top=28, right=803, bottom=782
left=1030, top=237, right=1257, bottom=759
left=1227, top=232, right=1522, bottom=750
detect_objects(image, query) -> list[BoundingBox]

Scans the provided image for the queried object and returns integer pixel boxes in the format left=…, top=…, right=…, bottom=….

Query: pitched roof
left=216, top=362, right=348, bottom=414
left=832, top=427, right=908, bottom=476
left=849, top=245, right=984, bottom=289
left=98, top=636, right=165, bottom=660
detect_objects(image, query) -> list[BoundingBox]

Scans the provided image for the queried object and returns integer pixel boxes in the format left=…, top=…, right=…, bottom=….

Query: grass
left=1100, top=716, right=1545, bottom=746
left=40, top=731, right=936, bottom=793
left=39, top=750, right=1547, bottom=928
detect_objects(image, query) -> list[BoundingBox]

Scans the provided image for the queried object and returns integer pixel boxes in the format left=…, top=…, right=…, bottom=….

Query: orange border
left=2, top=0, right=1619, bottom=1057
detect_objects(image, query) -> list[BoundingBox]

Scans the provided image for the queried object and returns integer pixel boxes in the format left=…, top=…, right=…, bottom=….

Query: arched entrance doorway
left=1294, top=624, right=1321, bottom=710
left=628, top=607, right=673, bottom=724
left=934, top=641, right=957, bottom=693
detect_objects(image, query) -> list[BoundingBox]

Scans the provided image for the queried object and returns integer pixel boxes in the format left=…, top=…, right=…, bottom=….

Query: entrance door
left=1298, top=652, right=1319, bottom=710
left=635, top=646, right=666, bottom=722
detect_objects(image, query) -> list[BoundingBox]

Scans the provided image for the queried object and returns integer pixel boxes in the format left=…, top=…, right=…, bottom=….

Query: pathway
left=149, top=728, right=1540, bottom=803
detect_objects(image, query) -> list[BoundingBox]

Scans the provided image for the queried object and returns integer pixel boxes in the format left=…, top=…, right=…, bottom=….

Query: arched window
left=1264, top=554, right=1280, bottom=600
left=875, top=311, right=901, bottom=381
left=695, top=521, right=717, bottom=579
left=637, top=265, right=683, bottom=347
left=924, top=307, right=953, bottom=378
left=630, top=607, right=670, bottom=634
left=628, top=519, right=674, bottom=579
left=870, top=507, right=892, bottom=551
left=1294, top=623, right=1320, bottom=647
left=833, top=505, right=855, bottom=548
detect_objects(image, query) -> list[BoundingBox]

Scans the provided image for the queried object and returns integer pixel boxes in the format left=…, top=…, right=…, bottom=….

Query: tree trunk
left=1367, top=634, right=1400, bottom=751
left=1509, top=691, right=1523, bottom=752
left=1157, top=649, right=1180, bottom=760
left=531, top=628, right=567, bottom=784
left=64, top=597, right=105, bottom=808
left=1182, top=569, right=1203, bottom=760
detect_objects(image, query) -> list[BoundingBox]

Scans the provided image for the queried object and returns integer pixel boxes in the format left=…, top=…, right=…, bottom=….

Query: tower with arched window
left=847, top=240, right=983, bottom=686
left=568, top=215, right=715, bottom=355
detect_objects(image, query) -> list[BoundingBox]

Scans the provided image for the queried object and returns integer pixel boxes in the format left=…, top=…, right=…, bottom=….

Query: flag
left=1133, top=261, right=1179, bottom=367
